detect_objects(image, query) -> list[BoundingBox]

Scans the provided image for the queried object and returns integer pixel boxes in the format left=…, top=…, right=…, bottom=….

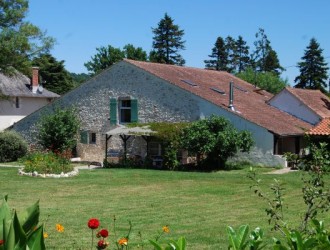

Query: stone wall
left=12, top=60, right=284, bottom=166
left=13, top=61, right=200, bottom=162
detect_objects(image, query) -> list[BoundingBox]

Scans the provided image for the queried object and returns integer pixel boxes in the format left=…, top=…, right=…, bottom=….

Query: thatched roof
left=0, top=71, right=60, bottom=98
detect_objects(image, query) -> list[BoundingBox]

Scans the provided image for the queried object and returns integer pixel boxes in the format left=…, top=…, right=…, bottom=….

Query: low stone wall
left=228, top=147, right=286, bottom=167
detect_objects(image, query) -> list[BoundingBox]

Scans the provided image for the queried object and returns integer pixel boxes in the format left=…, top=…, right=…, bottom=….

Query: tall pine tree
left=252, top=28, right=283, bottom=75
left=150, top=13, right=185, bottom=65
left=204, top=36, right=228, bottom=71
left=294, top=38, right=329, bottom=93
left=234, top=35, right=250, bottom=73
left=224, top=36, right=236, bottom=73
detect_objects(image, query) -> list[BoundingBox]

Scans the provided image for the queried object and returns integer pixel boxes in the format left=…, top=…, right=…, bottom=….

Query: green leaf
left=227, top=225, right=249, bottom=250
left=177, top=237, right=186, bottom=250
left=18, top=200, right=40, bottom=235
left=0, top=197, right=12, bottom=241
left=27, top=225, right=46, bottom=250
left=149, top=240, right=163, bottom=250
left=6, top=211, right=26, bottom=250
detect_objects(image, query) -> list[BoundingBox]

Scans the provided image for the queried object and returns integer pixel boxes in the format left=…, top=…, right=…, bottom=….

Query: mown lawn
left=0, top=166, right=329, bottom=249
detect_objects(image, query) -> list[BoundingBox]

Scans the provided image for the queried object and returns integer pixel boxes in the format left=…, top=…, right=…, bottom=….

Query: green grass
left=0, top=166, right=329, bottom=249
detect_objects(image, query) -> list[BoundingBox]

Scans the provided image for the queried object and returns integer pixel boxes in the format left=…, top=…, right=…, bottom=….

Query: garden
left=0, top=165, right=329, bottom=249
left=0, top=108, right=329, bottom=249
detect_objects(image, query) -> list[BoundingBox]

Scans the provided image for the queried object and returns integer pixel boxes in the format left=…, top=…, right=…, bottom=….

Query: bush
left=38, top=107, right=80, bottom=152
left=0, top=130, right=28, bottom=162
left=180, top=115, right=254, bottom=170
left=20, top=150, right=73, bottom=174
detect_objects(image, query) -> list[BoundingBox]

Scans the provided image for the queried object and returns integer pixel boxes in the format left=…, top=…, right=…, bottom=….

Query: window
left=90, top=133, right=96, bottom=144
left=210, top=87, right=226, bottom=95
left=120, top=99, right=132, bottom=123
left=181, top=79, right=198, bottom=87
left=80, top=131, right=96, bottom=144
left=109, top=98, right=138, bottom=125
left=15, top=97, right=20, bottom=108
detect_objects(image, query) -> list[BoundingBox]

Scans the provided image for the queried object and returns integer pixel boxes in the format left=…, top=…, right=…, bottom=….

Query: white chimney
left=32, top=67, right=39, bottom=93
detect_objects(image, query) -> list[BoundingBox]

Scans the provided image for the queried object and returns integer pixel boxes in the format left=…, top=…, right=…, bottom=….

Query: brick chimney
left=32, top=67, right=39, bottom=93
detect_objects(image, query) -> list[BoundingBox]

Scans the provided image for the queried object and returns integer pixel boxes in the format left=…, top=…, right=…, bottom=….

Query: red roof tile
left=306, top=118, right=330, bottom=135
left=285, top=87, right=330, bottom=118
left=124, top=59, right=312, bottom=136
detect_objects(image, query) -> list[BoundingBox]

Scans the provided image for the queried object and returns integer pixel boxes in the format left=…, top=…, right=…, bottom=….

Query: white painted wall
left=0, top=97, right=50, bottom=130
left=269, top=89, right=320, bottom=125
left=198, top=99, right=274, bottom=153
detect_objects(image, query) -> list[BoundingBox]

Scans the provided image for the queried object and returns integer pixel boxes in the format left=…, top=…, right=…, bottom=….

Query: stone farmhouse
left=0, top=67, right=60, bottom=131
left=13, top=59, right=329, bottom=167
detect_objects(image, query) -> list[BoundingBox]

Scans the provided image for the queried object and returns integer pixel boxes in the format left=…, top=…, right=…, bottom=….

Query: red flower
left=88, top=218, right=100, bottom=229
left=97, top=239, right=109, bottom=249
left=0, top=239, right=4, bottom=246
left=97, top=229, right=109, bottom=238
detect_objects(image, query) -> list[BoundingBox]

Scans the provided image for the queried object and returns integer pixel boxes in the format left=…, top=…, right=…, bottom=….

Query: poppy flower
left=97, top=229, right=109, bottom=238
left=0, top=240, right=4, bottom=246
left=97, top=239, right=109, bottom=249
left=88, top=218, right=100, bottom=229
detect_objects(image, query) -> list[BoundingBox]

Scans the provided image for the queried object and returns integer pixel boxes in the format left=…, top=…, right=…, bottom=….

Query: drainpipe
left=229, top=81, right=235, bottom=111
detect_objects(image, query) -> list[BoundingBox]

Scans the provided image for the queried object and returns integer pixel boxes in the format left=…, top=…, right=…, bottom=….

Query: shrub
left=20, top=150, right=73, bottom=174
left=37, top=107, right=80, bottom=153
left=180, top=115, right=254, bottom=170
left=0, top=130, right=28, bottom=162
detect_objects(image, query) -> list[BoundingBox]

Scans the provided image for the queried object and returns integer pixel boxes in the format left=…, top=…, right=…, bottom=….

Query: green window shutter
left=131, top=99, right=138, bottom=123
left=80, top=131, right=88, bottom=144
left=110, top=98, right=117, bottom=125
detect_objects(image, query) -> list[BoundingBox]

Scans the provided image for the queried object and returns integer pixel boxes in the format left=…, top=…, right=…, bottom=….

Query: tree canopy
left=150, top=13, right=185, bottom=65
left=252, top=28, right=284, bottom=76
left=204, top=35, right=250, bottom=73
left=84, top=44, right=147, bottom=75
left=0, top=0, right=55, bottom=75
left=294, top=38, right=329, bottom=93
left=204, top=36, right=229, bottom=71
left=32, top=53, right=74, bottom=95
left=236, top=67, right=288, bottom=94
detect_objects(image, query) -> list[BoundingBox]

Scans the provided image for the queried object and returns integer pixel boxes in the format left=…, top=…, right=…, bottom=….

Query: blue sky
left=27, top=0, right=330, bottom=86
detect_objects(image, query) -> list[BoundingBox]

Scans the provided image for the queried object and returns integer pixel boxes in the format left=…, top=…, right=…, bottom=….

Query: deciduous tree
left=294, top=38, right=329, bottom=93
left=151, top=13, right=185, bottom=65
left=0, top=0, right=55, bottom=75
left=236, top=67, right=288, bottom=94
left=84, top=45, right=124, bottom=75
left=123, top=44, right=147, bottom=61
left=84, top=44, right=148, bottom=76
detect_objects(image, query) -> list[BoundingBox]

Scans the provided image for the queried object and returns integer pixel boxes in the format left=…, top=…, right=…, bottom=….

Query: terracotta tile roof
left=285, top=87, right=330, bottom=118
left=306, top=118, right=330, bottom=135
left=124, top=59, right=312, bottom=136
left=0, top=71, right=60, bottom=98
